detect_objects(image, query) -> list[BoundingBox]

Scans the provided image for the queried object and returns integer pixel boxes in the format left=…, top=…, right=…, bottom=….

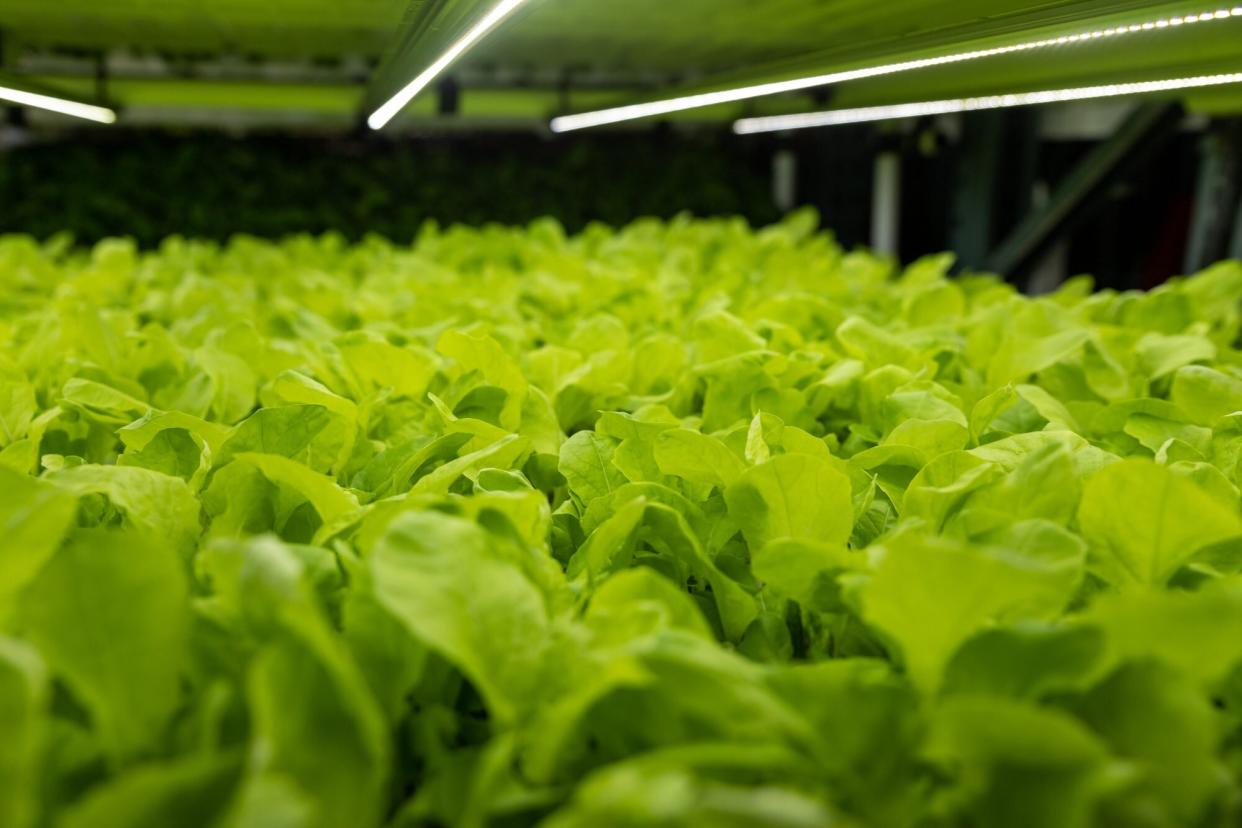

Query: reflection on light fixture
left=549, top=6, right=1242, bottom=132
left=0, top=84, right=117, bottom=124
left=367, top=0, right=531, bottom=130
left=732, top=73, right=1242, bottom=133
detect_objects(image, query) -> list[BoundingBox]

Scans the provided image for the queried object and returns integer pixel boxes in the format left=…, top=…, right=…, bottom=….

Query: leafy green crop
left=2, top=211, right=1242, bottom=827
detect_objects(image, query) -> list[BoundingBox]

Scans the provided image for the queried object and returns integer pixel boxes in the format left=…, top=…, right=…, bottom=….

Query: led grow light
left=549, top=6, right=1242, bottom=132
left=0, top=84, right=117, bottom=124
left=367, top=0, right=532, bottom=130
left=732, top=72, right=1242, bottom=133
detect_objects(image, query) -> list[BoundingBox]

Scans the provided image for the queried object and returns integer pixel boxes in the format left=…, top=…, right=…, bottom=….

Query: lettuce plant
left=2, top=211, right=1242, bottom=827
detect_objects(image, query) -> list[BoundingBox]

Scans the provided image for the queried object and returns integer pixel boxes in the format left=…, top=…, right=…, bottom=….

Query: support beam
left=1232, top=191, right=1242, bottom=261
left=949, top=108, right=1039, bottom=277
left=1185, top=119, right=1242, bottom=272
left=985, top=102, right=1181, bottom=278
left=0, top=36, right=29, bottom=154
left=950, top=111, right=1003, bottom=271
left=772, top=149, right=797, bottom=214
left=438, top=76, right=461, bottom=116
left=0, top=27, right=12, bottom=126
left=871, top=149, right=901, bottom=256
left=94, top=53, right=106, bottom=102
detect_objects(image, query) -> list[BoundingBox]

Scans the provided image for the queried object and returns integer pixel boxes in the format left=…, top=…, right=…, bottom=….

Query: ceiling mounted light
left=549, top=6, right=1242, bottom=133
left=367, top=0, right=532, bottom=130
left=732, top=72, right=1242, bottom=133
left=0, top=84, right=117, bottom=124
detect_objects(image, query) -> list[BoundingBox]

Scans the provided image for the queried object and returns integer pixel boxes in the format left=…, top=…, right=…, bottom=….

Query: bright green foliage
left=2, top=214, right=1242, bottom=827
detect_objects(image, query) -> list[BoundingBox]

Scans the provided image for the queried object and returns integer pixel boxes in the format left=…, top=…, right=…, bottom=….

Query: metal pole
left=1186, top=120, right=1241, bottom=272
left=950, top=111, right=1002, bottom=271
left=1023, top=182, right=1070, bottom=294
left=772, top=148, right=797, bottom=214
left=871, top=150, right=900, bottom=256
left=1230, top=192, right=1242, bottom=261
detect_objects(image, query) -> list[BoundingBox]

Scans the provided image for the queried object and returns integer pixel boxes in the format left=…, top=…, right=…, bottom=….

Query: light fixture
left=367, top=0, right=531, bottom=130
left=732, top=72, right=1242, bottom=133
left=549, top=6, right=1242, bottom=132
left=0, top=84, right=117, bottom=124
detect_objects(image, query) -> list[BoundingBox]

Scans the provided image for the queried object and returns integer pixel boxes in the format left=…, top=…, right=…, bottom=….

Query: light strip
left=550, top=6, right=1242, bottom=132
left=367, top=0, right=531, bottom=130
left=732, top=72, right=1242, bottom=133
left=0, top=84, right=117, bottom=124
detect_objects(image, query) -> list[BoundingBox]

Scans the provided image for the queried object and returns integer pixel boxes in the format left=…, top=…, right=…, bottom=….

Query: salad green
left=3, top=211, right=1242, bottom=827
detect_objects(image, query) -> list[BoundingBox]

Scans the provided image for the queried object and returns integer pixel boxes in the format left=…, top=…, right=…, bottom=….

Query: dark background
left=0, top=129, right=780, bottom=247
left=2, top=113, right=1238, bottom=294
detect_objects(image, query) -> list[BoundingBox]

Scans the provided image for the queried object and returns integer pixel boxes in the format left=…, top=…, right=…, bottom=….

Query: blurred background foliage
left=0, top=131, right=780, bottom=247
